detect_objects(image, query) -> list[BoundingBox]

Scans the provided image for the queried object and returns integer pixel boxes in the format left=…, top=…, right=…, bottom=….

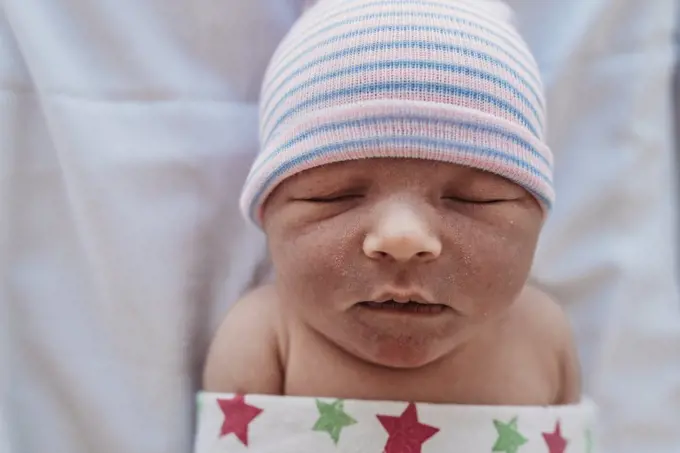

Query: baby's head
left=241, top=0, right=552, bottom=368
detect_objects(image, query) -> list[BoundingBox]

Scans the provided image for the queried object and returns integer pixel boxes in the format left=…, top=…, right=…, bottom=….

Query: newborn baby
left=204, top=0, right=581, bottom=408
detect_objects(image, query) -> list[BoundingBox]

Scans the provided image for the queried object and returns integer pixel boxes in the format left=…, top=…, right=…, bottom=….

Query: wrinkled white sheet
left=1, top=1, right=678, bottom=453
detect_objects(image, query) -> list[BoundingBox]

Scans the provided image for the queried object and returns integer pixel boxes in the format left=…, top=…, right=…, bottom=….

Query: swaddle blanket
left=194, top=393, right=597, bottom=453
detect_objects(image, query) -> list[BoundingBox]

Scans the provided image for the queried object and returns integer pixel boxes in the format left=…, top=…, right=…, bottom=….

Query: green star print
left=313, top=399, right=357, bottom=444
left=492, top=417, right=528, bottom=453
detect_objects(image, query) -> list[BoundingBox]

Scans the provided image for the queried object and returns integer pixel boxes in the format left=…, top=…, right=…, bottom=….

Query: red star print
left=217, top=394, right=263, bottom=446
left=376, top=402, right=440, bottom=453
left=542, top=420, right=568, bottom=453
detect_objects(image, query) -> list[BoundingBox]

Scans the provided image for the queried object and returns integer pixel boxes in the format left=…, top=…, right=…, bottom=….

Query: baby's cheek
left=458, top=223, right=535, bottom=306
left=273, top=227, right=363, bottom=302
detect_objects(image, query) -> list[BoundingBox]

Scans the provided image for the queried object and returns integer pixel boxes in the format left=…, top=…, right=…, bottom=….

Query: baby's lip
left=357, top=300, right=448, bottom=315
left=369, top=290, right=433, bottom=305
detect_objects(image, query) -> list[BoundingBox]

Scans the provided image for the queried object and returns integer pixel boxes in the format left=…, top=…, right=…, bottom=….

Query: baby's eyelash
left=443, top=196, right=505, bottom=204
left=301, top=194, right=364, bottom=203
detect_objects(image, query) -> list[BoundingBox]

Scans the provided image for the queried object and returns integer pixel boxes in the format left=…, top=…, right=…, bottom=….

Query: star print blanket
left=194, top=393, right=597, bottom=453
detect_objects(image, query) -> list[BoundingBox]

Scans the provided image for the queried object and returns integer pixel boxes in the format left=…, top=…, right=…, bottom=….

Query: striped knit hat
left=241, top=0, right=553, bottom=225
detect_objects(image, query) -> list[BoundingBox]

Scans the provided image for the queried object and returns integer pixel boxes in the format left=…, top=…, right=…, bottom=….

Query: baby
left=203, top=0, right=581, bottom=408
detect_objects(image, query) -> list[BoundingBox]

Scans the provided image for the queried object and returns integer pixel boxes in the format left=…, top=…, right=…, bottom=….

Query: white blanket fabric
left=194, top=393, right=598, bottom=453
left=1, top=1, right=678, bottom=453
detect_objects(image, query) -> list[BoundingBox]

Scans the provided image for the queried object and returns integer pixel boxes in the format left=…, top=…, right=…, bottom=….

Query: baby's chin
left=350, top=339, right=451, bottom=369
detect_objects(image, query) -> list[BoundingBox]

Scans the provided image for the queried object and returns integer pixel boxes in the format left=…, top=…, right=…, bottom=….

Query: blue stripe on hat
left=264, top=24, right=541, bottom=110
left=263, top=81, right=541, bottom=144
left=263, top=59, right=542, bottom=136
left=250, top=114, right=551, bottom=183
left=268, top=3, right=537, bottom=87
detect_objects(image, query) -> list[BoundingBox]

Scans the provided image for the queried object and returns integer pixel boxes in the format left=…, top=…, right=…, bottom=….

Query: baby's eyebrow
left=304, top=169, right=372, bottom=185
left=290, top=175, right=370, bottom=195
left=445, top=172, right=526, bottom=193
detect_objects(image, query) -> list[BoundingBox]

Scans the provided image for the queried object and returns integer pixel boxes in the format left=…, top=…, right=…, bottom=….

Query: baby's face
left=263, top=158, right=543, bottom=369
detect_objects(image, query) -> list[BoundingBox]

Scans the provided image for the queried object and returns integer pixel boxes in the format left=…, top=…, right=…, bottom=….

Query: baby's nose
left=363, top=202, right=442, bottom=263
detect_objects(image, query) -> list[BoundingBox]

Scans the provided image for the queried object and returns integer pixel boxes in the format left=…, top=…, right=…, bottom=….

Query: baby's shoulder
left=510, top=285, right=573, bottom=343
left=202, top=284, right=285, bottom=394
left=229, top=284, right=282, bottom=322
left=503, top=285, right=582, bottom=403
left=215, top=284, right=283, bottom=339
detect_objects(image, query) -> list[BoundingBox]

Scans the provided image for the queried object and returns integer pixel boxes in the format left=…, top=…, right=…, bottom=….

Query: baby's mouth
left=358, top=300, right=448, bottom=314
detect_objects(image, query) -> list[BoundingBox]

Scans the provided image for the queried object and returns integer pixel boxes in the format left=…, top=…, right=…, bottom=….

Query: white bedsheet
left=1, top=1, right=678, bottom=453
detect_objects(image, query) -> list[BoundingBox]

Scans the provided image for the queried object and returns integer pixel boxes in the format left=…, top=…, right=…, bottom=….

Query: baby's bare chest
left=282, top=332, right=559, bottom=405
